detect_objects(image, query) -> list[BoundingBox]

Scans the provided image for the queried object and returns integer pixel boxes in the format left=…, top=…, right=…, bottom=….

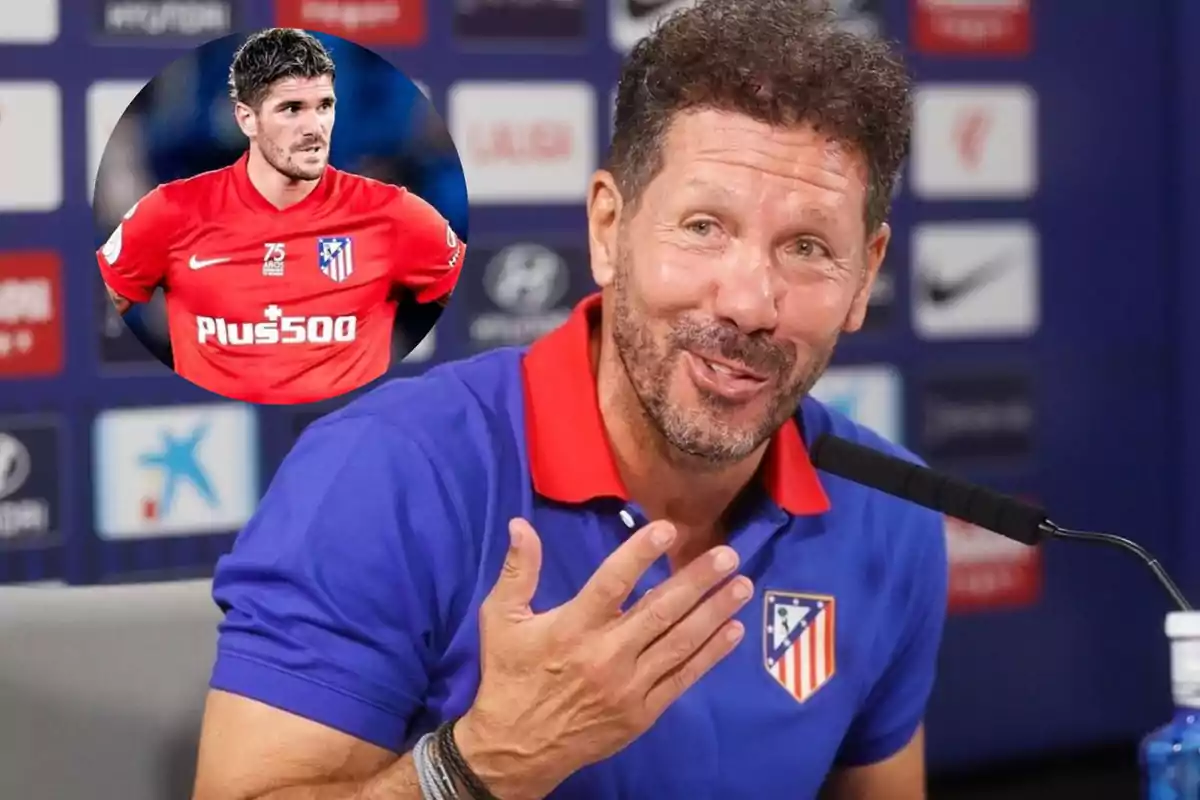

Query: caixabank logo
left=92, top=403, right=259, bottom=540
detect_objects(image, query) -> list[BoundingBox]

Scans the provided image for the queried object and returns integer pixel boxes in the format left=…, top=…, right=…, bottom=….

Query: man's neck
left=593, top=331, right=767, bottom=552
left=245, top=149, right=320, bottom=210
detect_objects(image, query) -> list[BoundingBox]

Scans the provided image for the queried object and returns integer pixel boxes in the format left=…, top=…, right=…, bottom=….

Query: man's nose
left=711, top=247, right=779, bottom=335
left=298, top=110, right=323, bottom=134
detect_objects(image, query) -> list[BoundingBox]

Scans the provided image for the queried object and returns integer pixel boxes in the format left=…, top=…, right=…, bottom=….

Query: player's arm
left=819, top=504, right=949, bottom=800
left=193, top=417, right=473, bottom=799
left=390, top=189, right=465, bottom=307
left=96, top=187, right=177, bottom=314
left=105, top=283, right=133, bottom=315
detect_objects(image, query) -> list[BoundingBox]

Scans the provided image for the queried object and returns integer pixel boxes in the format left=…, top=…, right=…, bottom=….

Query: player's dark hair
left=608, top=0, right=911, bottom=233
left=228, top=28, right=336, bottom=109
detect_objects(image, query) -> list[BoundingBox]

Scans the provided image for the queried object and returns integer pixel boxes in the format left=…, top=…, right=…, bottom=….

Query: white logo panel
left=449, top=82, right=596, bottom=204
left=0, top=82, right=62, bottom=212
left=0, top=0, right=59, bottom=43
left=912, top=84, right=1036, bottom=199
left=810, top=364, right=904, bottom=445
left=88, top=80, right=148, bottom=203
left=911, top=221, right=1039, bottom=340
left=93, top=403, right=259, bottom=539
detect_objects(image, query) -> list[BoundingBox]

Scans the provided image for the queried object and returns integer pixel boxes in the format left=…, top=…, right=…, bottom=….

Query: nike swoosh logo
left=921, top=253, right=1012, bottom=306
left=626, top=0, right=675, bottom=20
left=189, top=256, right=231, bottom=270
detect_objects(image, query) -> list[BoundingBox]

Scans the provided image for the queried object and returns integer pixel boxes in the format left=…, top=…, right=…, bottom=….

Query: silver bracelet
left=414, top=733, right=447, bottom=800
left=428, top=733, right=459, bottom=800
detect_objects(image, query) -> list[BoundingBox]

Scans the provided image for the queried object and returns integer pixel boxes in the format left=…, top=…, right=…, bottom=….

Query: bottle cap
left=1166, top=611, right=1200, bottom=640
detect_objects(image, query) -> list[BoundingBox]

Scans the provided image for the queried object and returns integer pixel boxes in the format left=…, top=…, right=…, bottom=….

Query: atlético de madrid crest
left=763, top=590, right=836, bottom=704
left=317, top=236, right=354, bottom=283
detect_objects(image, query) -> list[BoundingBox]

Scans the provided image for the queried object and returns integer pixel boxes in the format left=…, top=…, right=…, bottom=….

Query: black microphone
left=810, top=433, right=1192, bottom=612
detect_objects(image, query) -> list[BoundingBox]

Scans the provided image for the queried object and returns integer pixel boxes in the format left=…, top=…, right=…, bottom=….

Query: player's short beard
left=258, top=127, right=324, bottom=182
left=610, top=235, right=839, bottom=467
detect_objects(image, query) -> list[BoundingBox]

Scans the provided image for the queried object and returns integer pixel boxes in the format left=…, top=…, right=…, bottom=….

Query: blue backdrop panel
left=1177, top=0, right=1200, bottom=607
left=911, top=1, right=1177, bottom=769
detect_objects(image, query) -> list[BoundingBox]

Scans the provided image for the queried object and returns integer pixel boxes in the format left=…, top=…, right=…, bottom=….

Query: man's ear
left=587, top=170, right=623, bottom=288
left=843, top=222, right=890, bottom=333
left=233, top=102, right=257, bottom=139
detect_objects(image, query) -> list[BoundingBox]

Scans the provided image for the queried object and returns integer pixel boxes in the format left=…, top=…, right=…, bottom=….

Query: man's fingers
left=633, top=574, right=753, bottom=684
left=567, top=520, right=677, bottom=625
left=483, top=518, right=543, bottom=616
left=617, top=545, right=741, bottom=652
left=643, top=619, right=745, bottom=716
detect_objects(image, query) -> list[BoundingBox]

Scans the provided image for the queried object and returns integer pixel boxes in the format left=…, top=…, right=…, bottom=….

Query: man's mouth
left=684, top=351, right=770, bottom=402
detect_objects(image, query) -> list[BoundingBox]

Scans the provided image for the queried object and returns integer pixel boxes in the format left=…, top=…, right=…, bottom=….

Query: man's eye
left=795, top=238, right=829, bottom=258
left=686, top=220, right=715, bottom=236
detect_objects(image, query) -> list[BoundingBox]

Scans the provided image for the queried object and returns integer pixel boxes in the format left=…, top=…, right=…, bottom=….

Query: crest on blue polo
left=764, top=590, right=836, bottom=704
left=318, top=236, right=355, bottom=284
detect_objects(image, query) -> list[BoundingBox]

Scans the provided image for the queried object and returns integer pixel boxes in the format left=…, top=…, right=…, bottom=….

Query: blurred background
left=1, top=0, right=1199, bottom=798
left=92, top=29, right=467, bottom=373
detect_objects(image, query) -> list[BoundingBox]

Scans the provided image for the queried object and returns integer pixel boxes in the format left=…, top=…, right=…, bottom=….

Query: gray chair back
left=0, top=580, right=220, bottom=800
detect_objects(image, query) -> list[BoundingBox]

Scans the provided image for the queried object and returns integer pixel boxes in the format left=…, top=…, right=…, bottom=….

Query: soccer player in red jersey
left=96, top=28, right=465, bottom=405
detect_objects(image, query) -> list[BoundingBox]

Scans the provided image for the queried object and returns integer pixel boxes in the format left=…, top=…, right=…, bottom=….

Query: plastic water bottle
left=1142, top=611, right=1200, bottom=798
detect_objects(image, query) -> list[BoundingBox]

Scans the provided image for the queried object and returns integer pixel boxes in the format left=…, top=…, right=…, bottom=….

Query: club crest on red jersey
left=763, top=590, right=836, bottom=704
left=317, top=236, right=355, bottom=283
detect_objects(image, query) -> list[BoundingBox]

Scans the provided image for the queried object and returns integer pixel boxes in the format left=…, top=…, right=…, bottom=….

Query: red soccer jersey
left=96, top=153, right=465, bottom=404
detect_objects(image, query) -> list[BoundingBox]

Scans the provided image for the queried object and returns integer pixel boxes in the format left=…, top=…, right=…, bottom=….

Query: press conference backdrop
left=0, top=0, right=1195, bottom=776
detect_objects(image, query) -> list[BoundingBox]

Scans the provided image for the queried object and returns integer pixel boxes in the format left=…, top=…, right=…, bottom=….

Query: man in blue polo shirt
left=193, top=1, right=948, bottom=798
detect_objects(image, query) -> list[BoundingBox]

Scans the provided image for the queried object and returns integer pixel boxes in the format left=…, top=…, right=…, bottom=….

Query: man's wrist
left=451, top=711, right=552, bottom=800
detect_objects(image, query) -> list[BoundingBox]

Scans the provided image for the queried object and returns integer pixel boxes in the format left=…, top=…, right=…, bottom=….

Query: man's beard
left=260, top=135, right=324, bottom=182
left=610, top=246, right=839, bottom=466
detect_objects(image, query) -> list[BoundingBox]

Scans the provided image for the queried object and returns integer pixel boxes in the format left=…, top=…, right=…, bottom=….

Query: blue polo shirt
left=211, top=294, right=949, bottom=798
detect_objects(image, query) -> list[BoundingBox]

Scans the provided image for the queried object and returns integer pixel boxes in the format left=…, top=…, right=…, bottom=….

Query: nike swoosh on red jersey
left=189, top=256, right=232, bottom=270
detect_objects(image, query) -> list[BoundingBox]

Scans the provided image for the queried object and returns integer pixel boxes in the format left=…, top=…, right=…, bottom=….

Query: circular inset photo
left=93, top=28, right=468, bottom=405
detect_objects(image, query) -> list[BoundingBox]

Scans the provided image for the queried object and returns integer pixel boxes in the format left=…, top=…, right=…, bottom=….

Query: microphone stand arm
left=1041, top=521, right=1193, bottom=612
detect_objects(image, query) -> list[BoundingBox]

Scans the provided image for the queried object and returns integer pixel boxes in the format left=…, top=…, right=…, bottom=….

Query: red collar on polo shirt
left=230, top=151, right=337, bottom=215
left=521, top=293, right=831, bottom=515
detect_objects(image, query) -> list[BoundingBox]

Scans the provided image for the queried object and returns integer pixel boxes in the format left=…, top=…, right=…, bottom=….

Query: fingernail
left=731, top=578, right=752, bottom=600
left=651, top=524, right=676, bottom=547
left=726, top=623, right=744, bottom=643
left=712, top=548, right=737, bottom=572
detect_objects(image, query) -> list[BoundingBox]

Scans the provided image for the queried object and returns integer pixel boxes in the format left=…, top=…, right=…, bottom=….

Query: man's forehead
left=665, top=109, right=854, bottom=163
left=655, top=110, right=868, bottom=196
left=266, top=75, right=334, bottom=101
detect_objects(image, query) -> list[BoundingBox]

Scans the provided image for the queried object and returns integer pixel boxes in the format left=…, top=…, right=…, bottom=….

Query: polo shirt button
left=619, top=508, right=636, bottom=529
